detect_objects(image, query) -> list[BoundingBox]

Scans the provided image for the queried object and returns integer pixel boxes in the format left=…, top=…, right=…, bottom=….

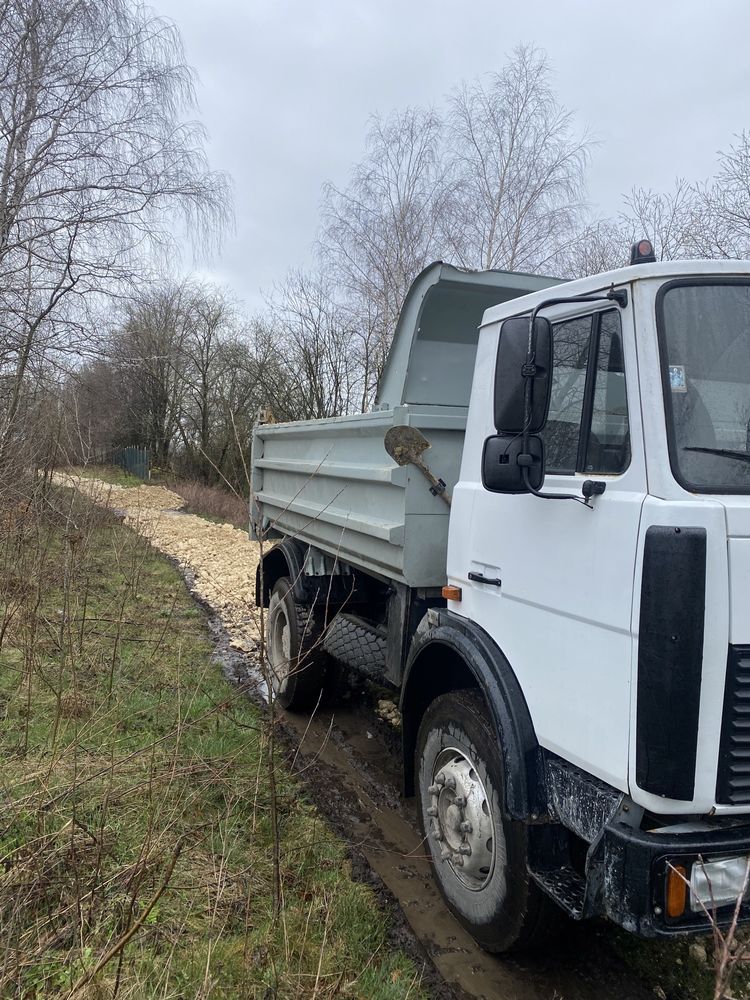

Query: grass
left=69, top=464, right=143, bottom=488
left=0, top=486, right=425, bottom=998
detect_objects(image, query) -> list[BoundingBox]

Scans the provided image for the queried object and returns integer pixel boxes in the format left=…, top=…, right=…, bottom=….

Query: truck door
left=451, top=304, right=646, bottom=792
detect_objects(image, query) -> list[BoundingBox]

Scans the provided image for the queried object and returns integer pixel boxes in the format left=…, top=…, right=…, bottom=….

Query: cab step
left=530, top=865, right=586, bottom=919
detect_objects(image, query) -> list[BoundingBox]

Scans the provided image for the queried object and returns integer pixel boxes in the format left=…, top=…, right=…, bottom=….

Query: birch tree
left=444, top=45, right=591, bottom=273
left=0, top=0, right=229, bottom=465
left=319, top=106, right=449, bottom=392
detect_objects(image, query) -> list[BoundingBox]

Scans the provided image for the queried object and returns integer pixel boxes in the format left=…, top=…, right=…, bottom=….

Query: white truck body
left=252, top=254, right=750, bottom=946
left=450, top=258, right=750, bottom=818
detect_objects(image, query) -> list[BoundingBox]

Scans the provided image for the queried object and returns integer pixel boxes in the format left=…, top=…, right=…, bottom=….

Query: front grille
left=717, top=647, right=750, bottom=805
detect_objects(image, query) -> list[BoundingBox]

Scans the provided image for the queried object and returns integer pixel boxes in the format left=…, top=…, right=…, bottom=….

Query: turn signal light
left=442, top=585, right=462, bottom=601
left=666, top=864, right=688, bottom=918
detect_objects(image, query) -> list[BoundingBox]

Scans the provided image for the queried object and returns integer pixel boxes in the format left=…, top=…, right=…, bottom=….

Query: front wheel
left=266, top=577, right=330, bottom=711
left=416, top=688, right=559, bottom=952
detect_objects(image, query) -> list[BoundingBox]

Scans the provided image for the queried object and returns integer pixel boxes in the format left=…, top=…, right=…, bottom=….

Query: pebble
left=689, top=941, right=708, bottom=966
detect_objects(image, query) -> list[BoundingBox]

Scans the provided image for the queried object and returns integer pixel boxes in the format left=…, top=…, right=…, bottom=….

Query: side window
left=543, top=316, right=592, bottom=473
left=587, top=312, right=630, bottom=474
left=542, top=310, right=630, bottom=476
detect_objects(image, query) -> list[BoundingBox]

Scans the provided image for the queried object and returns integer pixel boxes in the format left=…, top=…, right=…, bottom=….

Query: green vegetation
left=0, top=489, right=424, bottom=997
left=70, top=463, right=143, bottom=487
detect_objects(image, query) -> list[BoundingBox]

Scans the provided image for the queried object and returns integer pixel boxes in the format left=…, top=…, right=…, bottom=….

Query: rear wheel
left=266, top=577, right=330, bottom=711
left=416, top=688, right=560, bottom=952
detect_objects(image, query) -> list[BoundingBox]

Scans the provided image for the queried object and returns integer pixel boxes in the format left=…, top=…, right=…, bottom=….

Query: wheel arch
left=400, top=611, right=547, bottom=821
left=255, top=538, right=307, bottom=607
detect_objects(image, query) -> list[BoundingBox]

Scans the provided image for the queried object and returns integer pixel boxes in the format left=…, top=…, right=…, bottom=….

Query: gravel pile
left=129, top=509, right=261, bottom=651
left=51, top=473, right=186, bottom=512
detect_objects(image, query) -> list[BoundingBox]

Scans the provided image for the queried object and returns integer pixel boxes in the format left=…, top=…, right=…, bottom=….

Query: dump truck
left=250, top=244, right=750, bottom=951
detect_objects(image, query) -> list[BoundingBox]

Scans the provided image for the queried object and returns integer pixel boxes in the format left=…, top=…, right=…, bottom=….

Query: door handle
left=468, top=572, right=502, bottom=587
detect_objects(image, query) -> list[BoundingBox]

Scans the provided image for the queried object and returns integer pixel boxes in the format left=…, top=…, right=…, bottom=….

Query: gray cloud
left=154, top=0, right=750, bottom=310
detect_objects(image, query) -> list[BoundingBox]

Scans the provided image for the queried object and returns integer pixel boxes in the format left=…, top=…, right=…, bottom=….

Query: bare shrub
left=168, top=478, right=248, bottom=528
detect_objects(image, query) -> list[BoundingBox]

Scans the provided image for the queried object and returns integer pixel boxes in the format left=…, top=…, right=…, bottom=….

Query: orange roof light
left=630, top=238, right=656, bottom=265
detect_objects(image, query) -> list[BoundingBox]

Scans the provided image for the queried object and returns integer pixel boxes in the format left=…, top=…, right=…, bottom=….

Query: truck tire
left=266, top=577, right=329, bottom=712
left=416, top=689, right=559, bottom=952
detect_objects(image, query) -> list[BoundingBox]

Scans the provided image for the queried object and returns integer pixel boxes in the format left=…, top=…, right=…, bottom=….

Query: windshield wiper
left=684, top=446, right=750, bottom=463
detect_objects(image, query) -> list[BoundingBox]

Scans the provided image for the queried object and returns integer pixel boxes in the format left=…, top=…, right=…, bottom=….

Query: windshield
left=659, top=280, right=750, bottom=493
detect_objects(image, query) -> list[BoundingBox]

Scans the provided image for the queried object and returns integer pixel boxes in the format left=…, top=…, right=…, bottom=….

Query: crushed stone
left=51, top=472, right=186, bottom=513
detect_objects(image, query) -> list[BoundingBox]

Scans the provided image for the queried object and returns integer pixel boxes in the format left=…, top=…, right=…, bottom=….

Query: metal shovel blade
left=384, top=425, right=431, bottom=467
left=384, top=425, right=451, bottom=506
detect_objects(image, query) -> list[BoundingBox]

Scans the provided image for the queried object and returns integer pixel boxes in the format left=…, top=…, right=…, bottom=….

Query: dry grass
left=168, top=479, right=249, bottom=529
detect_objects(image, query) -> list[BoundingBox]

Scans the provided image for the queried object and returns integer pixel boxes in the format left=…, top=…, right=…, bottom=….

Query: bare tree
left=556, top=219, right=632, bottom=278
left=620, top=179, right=701, bottom=261
left=0, top=0, right=230, bottom=466
left=444, top=45, right=591, bottom=273
left=691, top=132, right=750, bottom=259
left=269, top=270, right=365, bottom=419
left=178, top=283, right=234, bottom=478
left=111, top=282, right=194, bottom=466
left=320, top=106, right=449, bottom=376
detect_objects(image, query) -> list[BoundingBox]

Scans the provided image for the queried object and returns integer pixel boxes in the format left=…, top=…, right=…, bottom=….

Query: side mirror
left=482, top=435, right=545, bottom=493
left=494, top=316, right=552, bottom=433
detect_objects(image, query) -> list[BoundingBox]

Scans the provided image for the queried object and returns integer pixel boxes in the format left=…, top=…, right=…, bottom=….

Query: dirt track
left=58, top=475, right=664, bottom=1000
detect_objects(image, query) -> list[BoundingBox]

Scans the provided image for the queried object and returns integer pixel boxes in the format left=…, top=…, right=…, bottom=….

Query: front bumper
left=600, top=819, right=750, bottom=936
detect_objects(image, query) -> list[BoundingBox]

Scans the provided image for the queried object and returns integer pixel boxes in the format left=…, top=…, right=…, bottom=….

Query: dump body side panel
left=251, top=404, right=464, bottom=588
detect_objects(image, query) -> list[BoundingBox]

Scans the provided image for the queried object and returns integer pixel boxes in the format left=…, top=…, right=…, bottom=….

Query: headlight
left=690, top=856, right=750, bottom=910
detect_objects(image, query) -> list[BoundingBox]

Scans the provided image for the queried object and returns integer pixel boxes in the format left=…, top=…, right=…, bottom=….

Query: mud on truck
left=250, top=241, right=750, bottom=952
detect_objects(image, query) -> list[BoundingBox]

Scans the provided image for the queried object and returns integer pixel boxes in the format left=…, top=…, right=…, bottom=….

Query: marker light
left=442, top=585, right=462, bottom=601
left=630, top=239, right=657, bottom=265
left=666, top=863, right=688, bottom=918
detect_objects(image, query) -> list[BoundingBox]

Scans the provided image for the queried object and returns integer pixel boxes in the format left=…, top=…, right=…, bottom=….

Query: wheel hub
left=427, top=748, right=495, bottom=890
left=269, top=604, right=291, bottom=690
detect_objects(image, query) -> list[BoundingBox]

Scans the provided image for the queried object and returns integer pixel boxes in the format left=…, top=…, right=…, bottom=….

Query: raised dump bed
left=250, top=262, right=559, bottom=588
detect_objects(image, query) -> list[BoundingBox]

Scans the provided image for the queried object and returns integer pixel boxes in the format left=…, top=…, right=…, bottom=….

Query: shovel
left=384, top=426, right=451, bottom=507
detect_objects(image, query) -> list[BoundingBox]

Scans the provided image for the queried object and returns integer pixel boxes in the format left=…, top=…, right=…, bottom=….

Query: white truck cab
left=252, top=249, right=750, bottom=950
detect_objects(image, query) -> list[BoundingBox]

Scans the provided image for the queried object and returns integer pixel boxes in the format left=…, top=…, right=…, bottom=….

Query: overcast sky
left=152, top=0, right=749, bottom=313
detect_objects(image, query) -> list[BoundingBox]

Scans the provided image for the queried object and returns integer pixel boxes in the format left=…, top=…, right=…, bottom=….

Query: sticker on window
left=668, top=365, right=687, bottom=392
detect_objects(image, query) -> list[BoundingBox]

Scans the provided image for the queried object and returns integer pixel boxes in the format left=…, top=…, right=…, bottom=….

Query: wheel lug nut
left=427, top=806, right=438, bottom=817
left=436, top=773, right=446, bottom=786
left=428, top=784, right=441, bottom=795
left=459, top=844, right=472, bottom=856
left=452, top=853, right=464, bottom=867
left=460, top=821, right=472, bottom=833
left=453, top=795, right=466, bottom=808
left=440, top=847, right=451, bottom=861
left=431, top=829, right=444, bottom=842
left=445, top=776, right=456, bottom=790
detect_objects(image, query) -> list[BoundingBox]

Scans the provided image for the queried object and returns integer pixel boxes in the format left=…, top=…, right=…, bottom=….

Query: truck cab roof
left=480, top=258, right=750, bottom=329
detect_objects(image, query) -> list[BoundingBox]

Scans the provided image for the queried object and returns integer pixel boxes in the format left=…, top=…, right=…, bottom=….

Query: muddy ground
left=56, top=474, right=703, bottom=1000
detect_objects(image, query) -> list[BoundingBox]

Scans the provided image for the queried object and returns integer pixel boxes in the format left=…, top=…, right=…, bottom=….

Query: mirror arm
left=521, top=466, right=592, bottom=507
